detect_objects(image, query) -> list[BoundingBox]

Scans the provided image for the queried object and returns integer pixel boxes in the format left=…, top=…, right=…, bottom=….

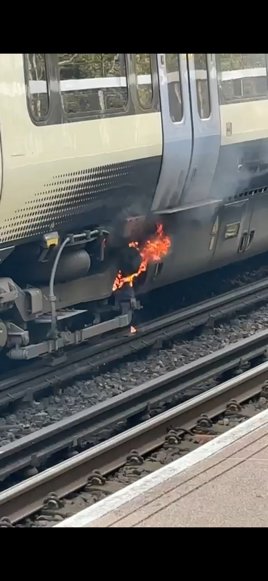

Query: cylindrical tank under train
left=0, top=52, right=268, bottom=359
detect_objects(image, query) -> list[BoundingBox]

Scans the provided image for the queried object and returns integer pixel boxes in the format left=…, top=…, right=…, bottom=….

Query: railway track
left=0, top=328, right=268, bottom=525
left=2, top=275, right=268, bottom=411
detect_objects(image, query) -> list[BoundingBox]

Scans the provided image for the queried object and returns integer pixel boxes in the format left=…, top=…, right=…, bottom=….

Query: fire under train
left=0, top=53, right=268, bottom=360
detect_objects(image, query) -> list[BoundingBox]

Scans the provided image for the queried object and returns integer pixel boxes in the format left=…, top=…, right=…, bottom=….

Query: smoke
left=119, top=245, right=142, bottom=276
left=109, top=201, right=155, bottom=248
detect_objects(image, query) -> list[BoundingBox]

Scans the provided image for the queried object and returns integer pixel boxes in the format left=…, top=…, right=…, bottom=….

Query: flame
left=113, top=224, right=171, bottom=292
left=130, top=325, right=137, bottom=334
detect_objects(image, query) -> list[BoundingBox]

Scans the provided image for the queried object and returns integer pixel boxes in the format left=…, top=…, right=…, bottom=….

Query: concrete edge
left=55, top=408, right=268, bottom=527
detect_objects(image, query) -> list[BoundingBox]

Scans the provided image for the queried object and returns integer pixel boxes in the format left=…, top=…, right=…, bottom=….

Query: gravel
left=20, top=393, right=268, bottom=527
left=142, top=259, right=268, bottom=319
left=0, top=304, right=268, bottom=446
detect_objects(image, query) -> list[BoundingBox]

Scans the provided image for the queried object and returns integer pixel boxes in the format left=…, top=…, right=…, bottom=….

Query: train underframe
left=0, top=216, right=154, bottom=361
left=0, top=195, right=262, bottom=361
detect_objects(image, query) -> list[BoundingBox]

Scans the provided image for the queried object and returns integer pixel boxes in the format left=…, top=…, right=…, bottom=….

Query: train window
left=57, top=54, right=128, bottom=116
left=217, top=54, right=268, bottom=103
left=194, top=54, right=211, bottom=119
left=165, top=54, right=183, bottom=122
left=135, top=54, right=153, bottom=109
left=25, top=54, right=49, bottom=121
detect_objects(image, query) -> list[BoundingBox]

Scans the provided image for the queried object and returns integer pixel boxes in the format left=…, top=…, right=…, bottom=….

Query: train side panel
left=146, top=53, right=221, bottom=291
left=212, top=58, right=268, bottom=262
left=0, top=54, right=162, bottom=248
left=145, top=54, right=268, bottom=292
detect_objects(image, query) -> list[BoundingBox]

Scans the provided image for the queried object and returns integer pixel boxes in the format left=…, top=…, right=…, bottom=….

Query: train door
left=180, top=54, right=221, bottom=205
left=151, top=54, right=193, bottom=212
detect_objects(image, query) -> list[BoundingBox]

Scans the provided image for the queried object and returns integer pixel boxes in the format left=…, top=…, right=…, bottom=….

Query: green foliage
left=134, top=54, right=152, bottom=109
left=58, top=54, right=125, bottom=78
left=218, top=53, right=265, bottom=70
left=135, top=53, right=151, bottom=75
left=26, top=54, right=49, bottom=119
left=165, top=54, right=179, bottom=73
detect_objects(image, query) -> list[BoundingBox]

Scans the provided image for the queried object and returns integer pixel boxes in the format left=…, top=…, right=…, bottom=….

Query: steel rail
left=0, top=357, right=267, bottom=524
left=0, top=330, right=268, bottom=522
left=1, top=276, right=268, bottom=410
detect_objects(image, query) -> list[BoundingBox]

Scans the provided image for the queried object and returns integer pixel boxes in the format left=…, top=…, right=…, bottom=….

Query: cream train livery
left=0, top=53, right=267, bottom=359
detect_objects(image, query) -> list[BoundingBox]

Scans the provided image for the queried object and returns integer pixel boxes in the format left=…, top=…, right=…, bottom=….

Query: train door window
left=134, top=54, right=153, bottom=109
left=57, top=54, right=128, bottom=117
left=194, top=54, right=211, bottom=119
left=25, top=54, right=49, bottom=121
left=217, top=54, right=268, bottom=103
left=165, top=54, right=183, bottom=122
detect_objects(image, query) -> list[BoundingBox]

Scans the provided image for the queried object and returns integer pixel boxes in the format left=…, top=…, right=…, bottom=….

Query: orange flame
left=113, top=224, right=171, bottom=292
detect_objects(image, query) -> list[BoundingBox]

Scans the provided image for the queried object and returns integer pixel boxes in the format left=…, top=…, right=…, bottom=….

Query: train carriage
left=0, top=53, right=268, bottom=359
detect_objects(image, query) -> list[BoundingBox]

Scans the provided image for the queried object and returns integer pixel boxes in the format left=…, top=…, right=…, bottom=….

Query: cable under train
left=0, top=53, right=268, bottom=360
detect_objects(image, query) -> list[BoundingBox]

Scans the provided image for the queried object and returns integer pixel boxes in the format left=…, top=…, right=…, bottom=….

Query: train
left=0, top=53, right=268, bottom=360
